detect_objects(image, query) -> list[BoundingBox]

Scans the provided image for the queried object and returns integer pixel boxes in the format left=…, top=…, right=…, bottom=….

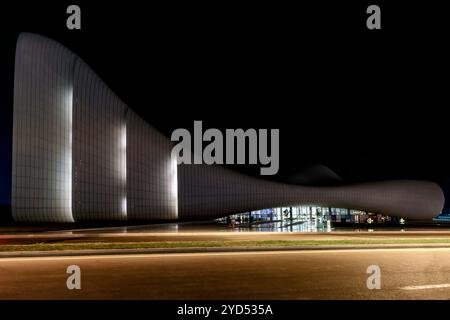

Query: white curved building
left=11, top=33, right=446, bottom=223
left=12, top=33, right=178, bottom=223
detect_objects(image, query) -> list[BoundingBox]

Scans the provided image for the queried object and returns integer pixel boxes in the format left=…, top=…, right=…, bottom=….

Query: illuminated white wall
left=72, top=59, right=128, bottom=221
left=12, top=33, right=444, bottom=224
left=126, top=110, right=178, bottom=220
left=178, top=164, right=445, bottom=221
left=13, top=33, right=180, bottom=223
left=12, top=33, right=75, bottom=223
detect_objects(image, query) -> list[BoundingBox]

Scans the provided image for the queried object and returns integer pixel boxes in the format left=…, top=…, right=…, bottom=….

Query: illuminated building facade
left=11, top=33, right=446, bottom=223
left=12, top=33, right=178, bottom=223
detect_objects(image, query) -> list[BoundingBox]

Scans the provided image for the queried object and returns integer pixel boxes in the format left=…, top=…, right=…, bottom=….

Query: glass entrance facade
left=217, top=206, right=398, bottom=232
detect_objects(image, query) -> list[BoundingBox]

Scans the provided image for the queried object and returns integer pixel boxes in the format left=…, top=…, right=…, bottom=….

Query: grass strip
left=2, top=238, right=450, bottom=252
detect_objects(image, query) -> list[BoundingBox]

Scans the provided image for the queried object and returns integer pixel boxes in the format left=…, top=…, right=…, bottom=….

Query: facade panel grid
left=12, top=33, right=75, bottom=223
left=178, top=164, right=445, bottom=221
left=126, top=110, right=178, bottom=220
left=72, top=60, right=127, bottom=221
left=11, top=33, right=446, bottom=223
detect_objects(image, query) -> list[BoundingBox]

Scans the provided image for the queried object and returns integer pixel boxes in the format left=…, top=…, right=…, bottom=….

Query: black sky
left=1, top=2, right=450, bottom=205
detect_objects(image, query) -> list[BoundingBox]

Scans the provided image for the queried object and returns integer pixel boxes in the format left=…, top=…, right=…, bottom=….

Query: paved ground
left=1, top=248, right=450, bottom=299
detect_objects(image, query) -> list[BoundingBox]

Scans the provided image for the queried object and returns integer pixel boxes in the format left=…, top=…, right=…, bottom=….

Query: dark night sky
left=1, top=2, right=450, bottom=205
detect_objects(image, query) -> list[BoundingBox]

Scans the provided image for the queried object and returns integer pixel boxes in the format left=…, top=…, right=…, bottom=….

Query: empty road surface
left=1, top=248, right=450, bottom=299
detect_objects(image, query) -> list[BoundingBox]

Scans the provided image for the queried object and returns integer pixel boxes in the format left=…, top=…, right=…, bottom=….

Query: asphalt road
left=1, top=248, right=450, bottom=299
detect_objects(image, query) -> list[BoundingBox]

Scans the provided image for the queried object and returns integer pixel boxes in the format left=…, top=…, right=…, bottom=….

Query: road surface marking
left=400, top=283, right=450, bottom=290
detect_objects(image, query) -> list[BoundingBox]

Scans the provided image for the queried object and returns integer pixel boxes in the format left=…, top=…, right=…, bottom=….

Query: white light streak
left=121, top=197, right=127, bottom=216
left=170, top=155, right=178, bottom=217
left=64, top=85, right=74, bottom=222
left=120, top=125, right=127, bottom=217
left=400, top=283, right=450, bottom=290
left=120, top=125, right=127, bottom=182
